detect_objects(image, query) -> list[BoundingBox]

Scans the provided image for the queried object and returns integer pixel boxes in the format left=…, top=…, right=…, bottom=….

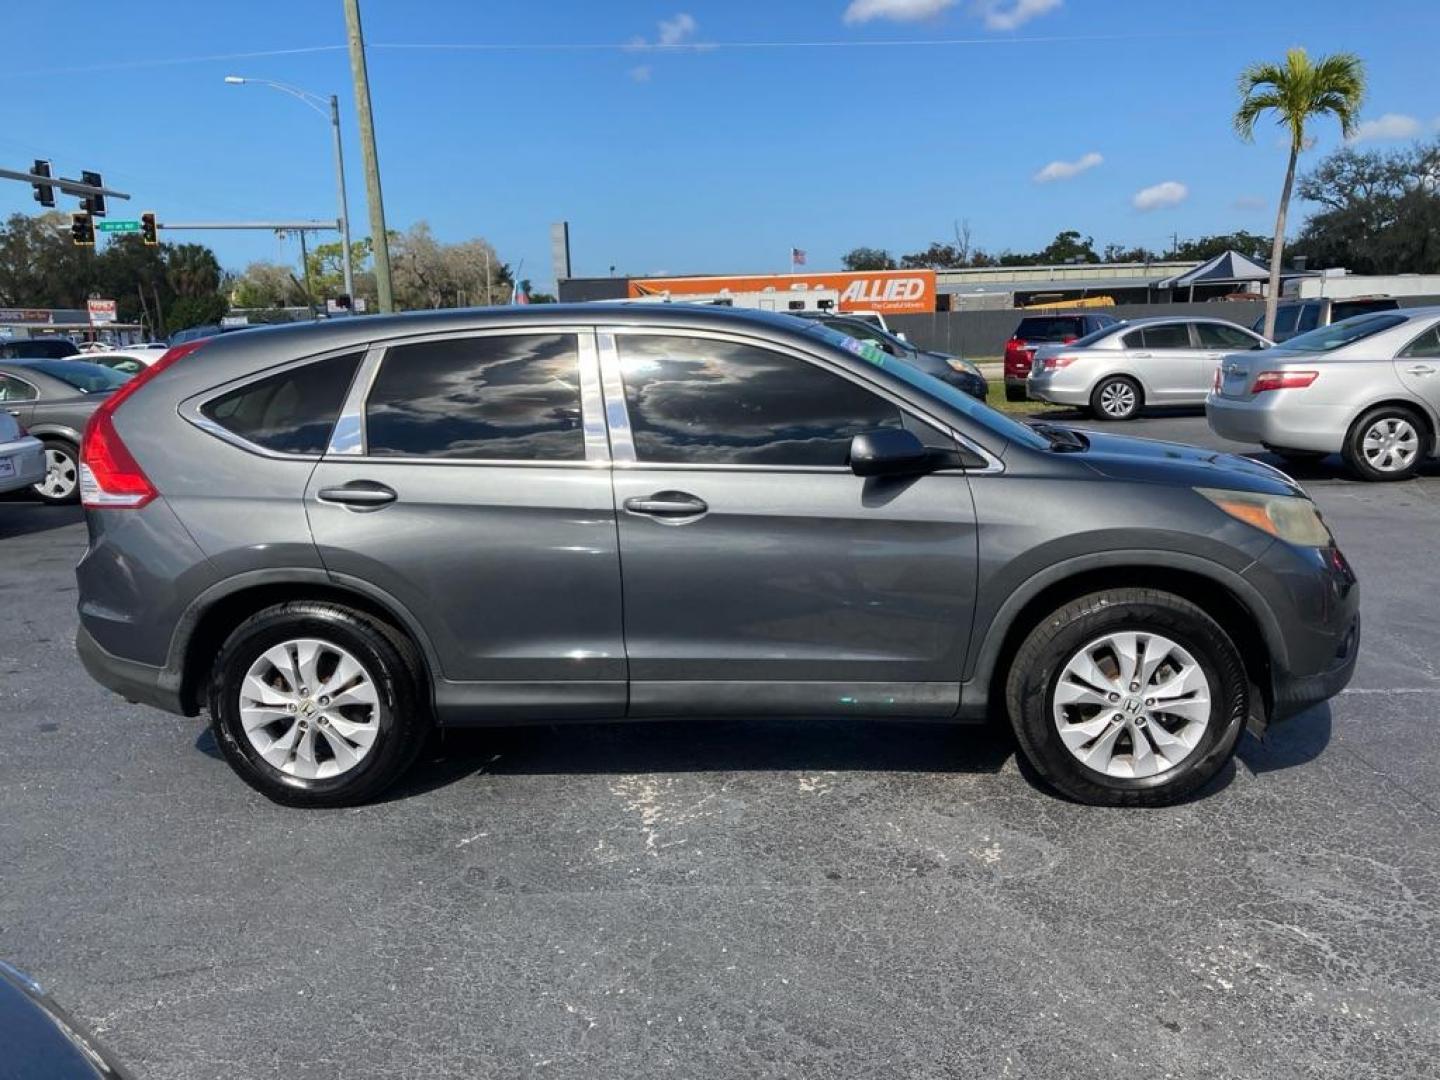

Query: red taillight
left=1062, top=335, right=1078, bottom=344
left=1043, top=354, right=1080, bottom=370
left=1251, top=369, right=1318, bottom=394
left=80, top=338, right=209, bottom=509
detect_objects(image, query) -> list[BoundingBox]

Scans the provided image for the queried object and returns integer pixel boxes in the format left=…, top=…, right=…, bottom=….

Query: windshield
left=804, top=323, right=1050, bottom=451
left=24, top=359, right=131, bottom=392
left=1279, top=312, right=1410, bottom=353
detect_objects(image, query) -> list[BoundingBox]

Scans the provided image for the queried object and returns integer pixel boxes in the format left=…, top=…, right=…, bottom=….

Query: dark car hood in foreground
left=0, top=961, right=136, bottom=1078
left=1071, top=428, right=1301, bottom=496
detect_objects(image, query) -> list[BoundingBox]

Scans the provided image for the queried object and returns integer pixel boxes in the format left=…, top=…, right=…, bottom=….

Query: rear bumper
left=1205, top=393, right=1349, bottom=453
left=76, top=623, right=186, bottom=715
left=0, top=435, right=45, bottom=494
left=1026, top=375, right=1090, bottom=406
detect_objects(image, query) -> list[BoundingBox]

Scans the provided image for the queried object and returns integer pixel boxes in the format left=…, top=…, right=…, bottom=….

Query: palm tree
left=1234, top=48, right=1366, bottom=339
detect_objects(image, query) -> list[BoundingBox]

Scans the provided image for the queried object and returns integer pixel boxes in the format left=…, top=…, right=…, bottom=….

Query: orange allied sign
left=630, top=269, right=937, bottom=314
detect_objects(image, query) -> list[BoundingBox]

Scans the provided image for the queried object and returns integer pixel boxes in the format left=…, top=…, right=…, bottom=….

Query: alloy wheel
left=36, top=447, right=77, bottom=501
left=1098, top=381, right=1137, bottom=418
left=1361, top=417, right=1419, bottom=473
left=238, top=638, right=381, bottom=780
left=1051, top=631, right=1211, bottom=779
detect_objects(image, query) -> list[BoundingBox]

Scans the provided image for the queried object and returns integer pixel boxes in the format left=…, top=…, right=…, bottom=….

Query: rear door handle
left=1131, top=351, right=1152, bottom=358
left=1405, top=364, right=1437, bottom=376
left=317, top=481, right=398, bottom=508
left=623, top=491, right=708, bottom=518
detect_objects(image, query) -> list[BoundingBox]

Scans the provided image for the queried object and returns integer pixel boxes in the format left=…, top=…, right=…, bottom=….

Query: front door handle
left=623, top=491, right=708, bottom=518
left=317, top=481, right=398, bottom=508
left=1405, top=364, right=1437, bottom=376
left=1131, top=351, right=1152, bottom=358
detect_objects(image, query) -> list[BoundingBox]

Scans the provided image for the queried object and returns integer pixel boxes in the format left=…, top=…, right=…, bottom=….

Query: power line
left=0, top=45, right=345, bottom=81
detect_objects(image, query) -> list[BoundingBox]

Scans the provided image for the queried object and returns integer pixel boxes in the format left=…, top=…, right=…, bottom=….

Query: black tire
left=208, top=601, right=429, bottom=807
left=1005, top=384, right=1027, bottom=403
left=1005, top=589, right=1248, bottom=807
left=1089, top=376, right=1143, bottom=421
left=33, top=439, right=79, bottom=505
left=1342, top=405, right=1427, bottom=482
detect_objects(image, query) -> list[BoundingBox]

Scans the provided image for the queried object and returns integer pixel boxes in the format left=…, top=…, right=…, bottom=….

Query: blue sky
left=2, top=0, right=1437, bottom=290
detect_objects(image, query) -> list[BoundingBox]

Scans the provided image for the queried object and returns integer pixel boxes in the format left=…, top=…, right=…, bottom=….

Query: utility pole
left=329, top=94, right=355, bottom=303
left=343, top=0, right=394, bottom=313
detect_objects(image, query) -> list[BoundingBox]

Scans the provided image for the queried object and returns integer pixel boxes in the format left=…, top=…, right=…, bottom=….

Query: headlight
left=946, top=357, right=981, bottom=378
left=1196, top=488, right=1333, bottom=546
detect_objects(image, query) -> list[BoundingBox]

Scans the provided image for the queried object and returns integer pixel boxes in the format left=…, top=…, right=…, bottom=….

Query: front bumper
left=0, top=434, right=45, bottom=495
left=77, top=623, right=186, bottom=715
left=1205, top=393, right=1350, bottom=453
left=1243, top=540, right=1360, bottom=724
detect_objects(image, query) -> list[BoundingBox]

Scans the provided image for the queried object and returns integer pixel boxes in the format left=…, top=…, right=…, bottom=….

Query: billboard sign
left=630, top=269, right=936, bottom=314
left=87, top=298, right=117, bottom=325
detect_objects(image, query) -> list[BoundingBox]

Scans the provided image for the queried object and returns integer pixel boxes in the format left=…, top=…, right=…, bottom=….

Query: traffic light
left=31, top=160, right=55, bottom=207
left=80, top=170, right=105, bottom=216
left=71, top=212, right=95, bottom=246
left=141, top=212, right=158, bottom=246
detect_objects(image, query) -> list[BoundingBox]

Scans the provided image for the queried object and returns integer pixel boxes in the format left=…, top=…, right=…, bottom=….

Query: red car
left=1004, top=313, right=1119, bottom=401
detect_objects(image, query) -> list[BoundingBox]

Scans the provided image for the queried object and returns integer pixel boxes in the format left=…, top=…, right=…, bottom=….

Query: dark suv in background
left=1255, top=296, right=1399, bottom=343
left=1004, top=312, right=1120, bottom=400
left=75, top=307, right=1357, bottom=809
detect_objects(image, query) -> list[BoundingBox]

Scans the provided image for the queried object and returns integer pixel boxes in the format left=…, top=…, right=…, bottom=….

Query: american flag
left=791, top=247, right=807, bottom=266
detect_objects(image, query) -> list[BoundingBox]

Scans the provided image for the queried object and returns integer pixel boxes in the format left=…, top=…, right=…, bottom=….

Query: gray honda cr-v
left=75, top=306, right=1359, bottom=808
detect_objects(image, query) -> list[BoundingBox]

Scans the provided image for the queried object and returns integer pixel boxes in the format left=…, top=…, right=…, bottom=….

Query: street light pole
left=328, top=94, right=355, bottom=303
left=224, top=76, right=355, bottom=304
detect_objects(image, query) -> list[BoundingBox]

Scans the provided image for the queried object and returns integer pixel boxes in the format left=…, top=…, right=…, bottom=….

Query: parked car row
left=0, top=359, right=131, bottom=503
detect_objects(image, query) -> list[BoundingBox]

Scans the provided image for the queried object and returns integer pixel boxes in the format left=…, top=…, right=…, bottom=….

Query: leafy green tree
left=1235, top=47, right=1366, bottom=338
left=166, top=292, right=228, bottom=335
left=231, top=261, right=304, bottom=308
left=1035, top=230, right=1099, bottom=264
left=841, top=247, right=896, bottom=271
left=1173, top=231, right=1273, bottom=262
left=165, top=243, right=223, bottom=298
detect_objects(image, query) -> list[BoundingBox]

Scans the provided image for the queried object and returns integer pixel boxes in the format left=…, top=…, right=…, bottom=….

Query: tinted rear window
left=22, top=360, right=131, bottom=392
left=1281, top=312, right=1410, bottom=353
left=1334, top=299, right=1399, bottom=321
left=1015, top=317, right=1084, bottom=342
left=365, top=334, right=584, bottom=460
left=1140, top=324, right=1191, bottom=349
left=203, top=352, right=362, bottom=455
left=0, top=339, right=78, bottom=359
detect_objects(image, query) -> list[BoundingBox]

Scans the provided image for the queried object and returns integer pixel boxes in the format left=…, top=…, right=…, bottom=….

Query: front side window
left=619, top=335, right=901, bottom=466
left=1140, top=324, right=1191, bottom=350
left=1195, top=323, right=1264, bottom=350
left=204, top=351, right=362, bottom=455
left=365, top=334, right=584, bottom=460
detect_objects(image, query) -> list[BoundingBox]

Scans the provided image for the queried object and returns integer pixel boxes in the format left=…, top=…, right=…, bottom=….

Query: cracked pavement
left=1, top=413, right=1437, bottom=1078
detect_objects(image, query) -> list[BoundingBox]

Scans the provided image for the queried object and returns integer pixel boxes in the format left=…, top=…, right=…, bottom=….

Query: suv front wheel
left=208, top=601, right=429, bottom=807
left=1005, top=589, right=1247, bottom=806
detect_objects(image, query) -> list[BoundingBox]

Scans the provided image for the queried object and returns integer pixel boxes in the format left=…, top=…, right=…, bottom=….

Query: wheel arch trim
left=960, top=549, right=1285, bottom=717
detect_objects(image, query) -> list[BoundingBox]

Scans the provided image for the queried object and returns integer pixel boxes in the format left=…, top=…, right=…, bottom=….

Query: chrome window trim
left=597, top=325, right=1003, bottom=474
left=327, top=345, right=386, bottom=456
left=181, top=345, right=370, bottom=462
left=347, top=327, right=600, bottom=466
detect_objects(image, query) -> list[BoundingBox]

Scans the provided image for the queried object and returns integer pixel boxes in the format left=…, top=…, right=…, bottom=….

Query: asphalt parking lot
left=2, top=412, right=1437, bottom=1080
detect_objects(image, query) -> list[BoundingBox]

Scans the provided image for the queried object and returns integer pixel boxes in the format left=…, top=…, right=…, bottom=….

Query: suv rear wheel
left=1090, top=377, right=1142, bottom=421
left=1343, top=405, right=1426, bottom=482
left=208, top=601, right=428, bottom=807
left=1005, top=589, right=1247, bottom=806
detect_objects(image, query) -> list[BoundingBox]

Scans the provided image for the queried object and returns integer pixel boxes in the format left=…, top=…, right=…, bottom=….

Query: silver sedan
left=1206, top=307, right=1440, bottom=481
left=1026, top=316, right=1271, bottom=421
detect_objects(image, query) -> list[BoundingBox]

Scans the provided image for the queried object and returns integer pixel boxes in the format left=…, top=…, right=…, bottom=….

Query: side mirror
left=849, top=428, right=932, bottom=477
left=896, top=332, right=908, bottom=342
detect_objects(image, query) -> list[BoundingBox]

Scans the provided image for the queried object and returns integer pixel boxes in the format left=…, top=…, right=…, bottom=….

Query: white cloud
left=628, top=65, right=652, bottom=83
left=974, top=0, right=1063, bottom=30
left=843, top=0, right=956, bottom=25
left=1232, top=195, right=1266, bottom=211
left=1347, top=113, right=1422, bottom=143
left=1033, top=151, right=1102, bottom=183
left=657, top=13, right=698, bottom=46
left=1132, top=181, right=1189, bottom=212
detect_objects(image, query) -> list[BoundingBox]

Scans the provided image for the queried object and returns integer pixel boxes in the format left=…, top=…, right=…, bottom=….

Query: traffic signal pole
left=343, top=0, right=394, bottom=313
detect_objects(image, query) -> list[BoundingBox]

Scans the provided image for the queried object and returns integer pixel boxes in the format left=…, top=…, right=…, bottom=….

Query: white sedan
left=79, top=349, right=164, bottom=376
left=0, top=409, right=46, bottom=495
